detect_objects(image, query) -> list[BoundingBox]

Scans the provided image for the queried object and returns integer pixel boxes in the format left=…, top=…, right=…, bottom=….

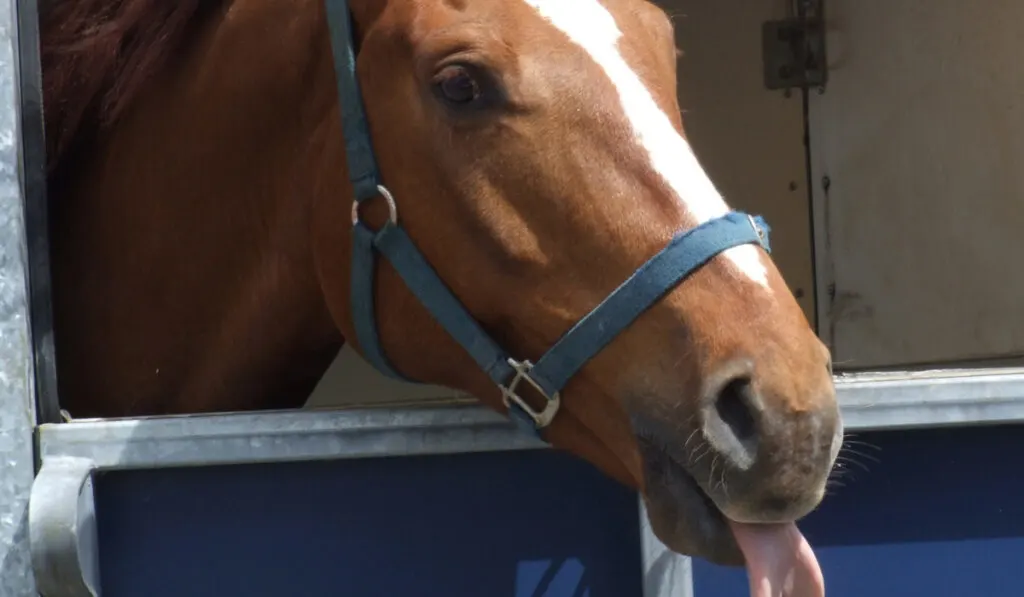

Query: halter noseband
left=324, top=0, right=772, bottom=438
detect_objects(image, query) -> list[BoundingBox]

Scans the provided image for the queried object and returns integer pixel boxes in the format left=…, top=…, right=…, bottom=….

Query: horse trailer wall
left=6, top=0, right=1024, bottom=596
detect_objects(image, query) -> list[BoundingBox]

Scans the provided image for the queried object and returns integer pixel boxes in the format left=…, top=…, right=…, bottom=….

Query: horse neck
left=51, top=0, right=345, bottom=418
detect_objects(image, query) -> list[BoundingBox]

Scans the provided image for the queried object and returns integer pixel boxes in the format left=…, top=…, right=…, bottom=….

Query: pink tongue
left=728, top=521, right=825, bottom=597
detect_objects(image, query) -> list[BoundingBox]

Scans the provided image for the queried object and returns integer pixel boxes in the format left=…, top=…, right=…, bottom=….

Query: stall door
left=92, top=449, right=645, bottom=597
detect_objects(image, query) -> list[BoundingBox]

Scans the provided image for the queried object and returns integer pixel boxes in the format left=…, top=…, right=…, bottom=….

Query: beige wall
left=809, top=0, right=1024, bottom=370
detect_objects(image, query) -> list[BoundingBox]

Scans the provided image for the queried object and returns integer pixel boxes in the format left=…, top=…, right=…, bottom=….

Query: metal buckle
left=351, top=184, right=399, bottom=227
left=499, top=358, right=561, bottom=429
left=747, top=214, right=768, bottom=247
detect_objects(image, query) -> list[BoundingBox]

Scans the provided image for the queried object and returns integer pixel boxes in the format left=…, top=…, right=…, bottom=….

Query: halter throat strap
left=324, top=0, right=772, bottom=438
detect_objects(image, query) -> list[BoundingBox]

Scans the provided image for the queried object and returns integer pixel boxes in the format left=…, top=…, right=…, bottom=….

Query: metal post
left=17, top=0, right=59, bottom=427
left=0, top=0, right=41, bottom=592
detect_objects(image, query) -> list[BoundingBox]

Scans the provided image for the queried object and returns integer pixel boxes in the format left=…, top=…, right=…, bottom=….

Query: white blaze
left=521, top=0, right=770, bottom=287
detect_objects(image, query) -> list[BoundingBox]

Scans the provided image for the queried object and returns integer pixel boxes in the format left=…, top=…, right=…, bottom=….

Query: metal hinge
left=762, top=0, right=827, bottom=91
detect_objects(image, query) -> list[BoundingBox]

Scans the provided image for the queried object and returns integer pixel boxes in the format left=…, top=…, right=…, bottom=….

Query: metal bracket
left=762, top=0, right=828, bottom=91
left=29, top=457, right=100, bottom=597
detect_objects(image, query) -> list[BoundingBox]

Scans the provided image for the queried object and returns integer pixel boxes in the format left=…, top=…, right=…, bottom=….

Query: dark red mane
left=42, top=0, right=221, bottom=176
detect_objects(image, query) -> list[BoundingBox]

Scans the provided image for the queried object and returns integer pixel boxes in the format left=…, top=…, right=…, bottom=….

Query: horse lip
left=657, top=444, right=726, bottom=527
left=637, top=435, right=745, bottom=566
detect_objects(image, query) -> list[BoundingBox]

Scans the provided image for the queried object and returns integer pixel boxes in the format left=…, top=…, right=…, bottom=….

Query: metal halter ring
left=499, top=358, right=561, bottom=429
left=351, top=184, right=399, bottom=227
left=747, top=214, right=767, bottom=244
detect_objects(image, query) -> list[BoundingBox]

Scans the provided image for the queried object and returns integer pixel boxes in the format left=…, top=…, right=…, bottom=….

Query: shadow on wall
left=303, top=346, right=474, bottom=409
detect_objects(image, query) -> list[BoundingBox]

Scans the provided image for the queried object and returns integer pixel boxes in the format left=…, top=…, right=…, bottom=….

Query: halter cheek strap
left=324, top=0, right=772, bottom=438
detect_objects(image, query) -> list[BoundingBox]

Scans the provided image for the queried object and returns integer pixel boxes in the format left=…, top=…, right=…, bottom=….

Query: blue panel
left=93, top=448, right=642, bottom=597
left=693, top=424, right=1024, bottom=596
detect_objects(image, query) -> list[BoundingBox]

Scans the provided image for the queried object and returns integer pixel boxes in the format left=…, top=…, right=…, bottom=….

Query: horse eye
left=434, top=65, right=482, bottom=106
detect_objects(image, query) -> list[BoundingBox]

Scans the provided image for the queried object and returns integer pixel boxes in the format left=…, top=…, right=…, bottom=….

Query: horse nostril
left=701, top=371, right=762, bottom=471
left=715, top=377, right=758, bottom=444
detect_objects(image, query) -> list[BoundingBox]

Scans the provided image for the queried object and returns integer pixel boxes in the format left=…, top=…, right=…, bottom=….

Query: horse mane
left=41, top=0, right=223, bottom=177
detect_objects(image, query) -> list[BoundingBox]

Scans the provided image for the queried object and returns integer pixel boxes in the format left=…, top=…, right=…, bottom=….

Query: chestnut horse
left=43, top=0, right=840, bottom=591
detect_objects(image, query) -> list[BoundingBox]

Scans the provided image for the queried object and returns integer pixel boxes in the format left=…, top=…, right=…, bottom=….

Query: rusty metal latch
left=762, top=0, right=828, bottom=91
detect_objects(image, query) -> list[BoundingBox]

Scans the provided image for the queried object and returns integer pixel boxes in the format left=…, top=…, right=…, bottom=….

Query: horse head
left=312, top=0, right=841, bottom=566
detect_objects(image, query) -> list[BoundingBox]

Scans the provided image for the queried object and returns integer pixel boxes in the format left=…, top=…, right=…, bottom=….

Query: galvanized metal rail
left=1, top=0, right=46, bottom=593
left=25, top=369, right=1024, bottom=597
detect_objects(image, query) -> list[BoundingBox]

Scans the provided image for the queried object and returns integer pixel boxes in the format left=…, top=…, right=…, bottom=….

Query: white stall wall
left=811, top=0, right=1024, bottom=370
left=306, top=0, right=811, bottom=408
